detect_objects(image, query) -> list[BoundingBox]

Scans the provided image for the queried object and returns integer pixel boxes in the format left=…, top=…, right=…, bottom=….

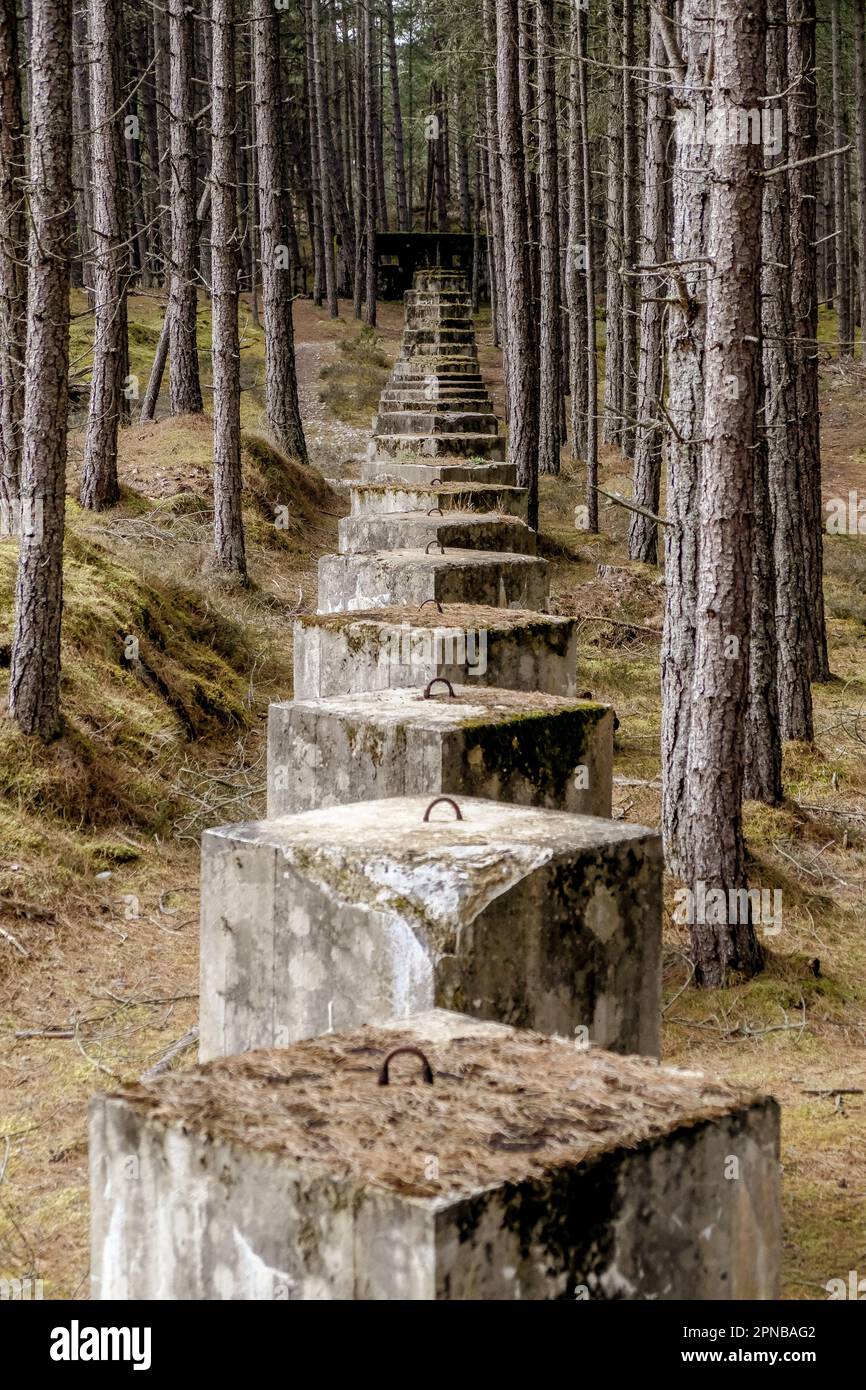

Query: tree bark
left=210, top=0, right=246, bottom=580
left=565, top=0, right=588, bottom=463
left=855, top=0, right=866, bottom=361
left=661, top=0, right=712, bottom=878
left=9, top=0, right=73, bottom=741
left=363, top=0, right=377, bottom=325
left=628, top=6, right=669, bottom=564
left=71, top=4, right=94, bottom=299
left=384, top=0, right=408, bottom=231
left=0, top=0, right=27, bottom=511
left=168, top=0, right=203, bottom=414
left=536, top=0, right=561, bottom=476
left=685, top=0, right=766, bottom=986
left=310, top=0, right=338, bottom=315
left=788, top=0, right=829, bottom=680
left=576, top=0, right=597, bottom=525
left=620, top=0, right=638, bottom=459
left=830, top=0, right=852, bottom=356
left=495, top=0, right=538, bottom=528
left=764, top=0, right=813, bottom=742
left=80, top=0, right=124, bottom=510
left=481, top=0, right=505, bottom=348
left=602, top=0, right=624, bottom=449
left=252, top=0, right=309, bottom=462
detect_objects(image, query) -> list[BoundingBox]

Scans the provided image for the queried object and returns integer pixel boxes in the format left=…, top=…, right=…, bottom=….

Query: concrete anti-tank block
left=338, top=511, right=537, bottom=557
left=90, top=1010, right=780, bottom=1300
left=292, top=604, right=578, bottom=698
left=317, top=548, right=549, bottom=613
left=198, top=794, right=662, bottom=1060
left=267, top=685, right=613, bottom=819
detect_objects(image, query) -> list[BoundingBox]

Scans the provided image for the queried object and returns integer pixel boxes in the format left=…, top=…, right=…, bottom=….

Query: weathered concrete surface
left=198, top=795, right=661, bottom=1059
left=349, top=482, right=529, bottom=523
left=317, top=548, right=549, bottom=613
left=360, top=458, right=517, bottom=487
left=372, top=411, right=499, bottom=436
left=90, top=1010, right=780, bottom=1300
left=369, top=432, right=505, bottom=462
left=267, top=686, right=613, bottom=819
left=338, top=511, right=537, bottom=557
left=293, top=604, right=578, bottom=698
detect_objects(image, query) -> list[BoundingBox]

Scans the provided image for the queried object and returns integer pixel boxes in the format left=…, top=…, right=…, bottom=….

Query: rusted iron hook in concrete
left=423, top=678, right=455, bottom=700
left=378, top=1046, right=435, bottom=1087
left=423, top=796, right=463, bottom=822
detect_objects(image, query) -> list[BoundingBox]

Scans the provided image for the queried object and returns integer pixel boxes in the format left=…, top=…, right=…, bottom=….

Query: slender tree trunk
left=745, top=347, right=783, bottom=806
left=482, top=0, right=505, bottom=348
left=153, top=0, right=172, bottom=281
left=304, top=0, right=324, bottom=305
left=661, top=1, right=712, bottom=879
left=788, top=0, right=829, bottom=681
left=252, top=0, right=309, bottom=462
left=536, top=0, right=561, bottom=476
left=566, top=0, right=588, bottom=464
left=496, top=0, right=539, bottom=529
left=620, top=0, right=638, bottom=459
left=831, top=0, right=852, bottom=357
left=80, top=0, right=124, bottom=510
left=9, top=0, right=73, bottom=741
left=686, top=0, right=766, bottom=986
left=603, top=0, right=624, bottom=448
left=72, top=4, right=94, bottom=299
left=854, top=1, right=866, bottom=360
left=0, top=0, right=27, bottom=511
left=210, top=0, right=246, bottom=580
left=168, top=0, right=203, bottom=414
left=363, top=0, right=377, bottom=325
left=384, top=0, right=408, bottom=230
left=311, top=0, right=338, bottom=315
left=628, top=6, right=669, bottom=564
left=576, top=0, right=597, bottom=526
left=764, top=0, right=813, bottom=742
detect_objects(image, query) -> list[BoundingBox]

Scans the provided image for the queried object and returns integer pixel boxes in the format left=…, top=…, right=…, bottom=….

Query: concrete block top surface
left=275, top=685, right=606, bottom=733
left=297, top=602, right=572, bottom=635
left=98, top=1009, right=774, bottom=1203
left=208, top=793, right=653, bottom=863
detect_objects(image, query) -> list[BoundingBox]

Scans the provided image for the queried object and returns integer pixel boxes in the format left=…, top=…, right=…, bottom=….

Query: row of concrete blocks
left=89, top=275, right=781, bottom=1300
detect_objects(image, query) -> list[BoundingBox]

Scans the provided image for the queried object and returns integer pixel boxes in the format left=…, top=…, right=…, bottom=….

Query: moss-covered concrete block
left=293, top=604, right=578, bottom=698
left=198, top=795, right=661, bottom=1060
left=267, top=686, right=612, bottom=819
left=91, top=1010, right=780, bottom=1301
left=338, top=511, right=536, bottom=557
left=317, top=548, right=549, bottom=613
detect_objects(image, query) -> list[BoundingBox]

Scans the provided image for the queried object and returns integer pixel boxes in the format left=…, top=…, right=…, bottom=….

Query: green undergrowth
left=319, top=326, right=392, bottom=424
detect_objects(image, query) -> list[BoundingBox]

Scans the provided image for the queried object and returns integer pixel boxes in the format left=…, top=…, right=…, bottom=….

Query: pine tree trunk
left=628, top=5, right=669, bottom=564
left=210, top=0, right=246, bottom=580
left=481, top=0, right=505, bottom=348
left=831, top=0, right=852, bottom=357
left=764, top=0, right=813, bottom=742
left=72, top=4, right=94, bottom=299
left=745, top=346, right=783, bottom=806
left=536, top=0, right=561, bottom=477
left=168, top=0, right=203, bottom=414
left=252, top=0, right=309, bottom=462
left=304, top=0, right=324, bottom=306
left=363, top=0, right=377, bottom=326
left=80, top=0, right=124, bottom=511
left=384, top=0, right=408, bottom=231
left=788, top=0, right=830, bottom=681
left=602, top=0, right=624, bottom=449
left=496, top=0, right=538, bottom=527
left=9, top=0, right=73, bottom=741
left=0, top=0, right=27, bottom=511
left=566, top=0, right=588, bottom=463
left=576, top=0, right=597, bottom=525
left=311, top=0, right=338, bottom=316
left=619, top=0, right=638, bottom=459
left=661, top=0, right=712, bottom=879
left=685, top=0, right=765, bottom=986
left=153, top=0, right=172, bottom=282
left=855, top=0, right=866, bottom=361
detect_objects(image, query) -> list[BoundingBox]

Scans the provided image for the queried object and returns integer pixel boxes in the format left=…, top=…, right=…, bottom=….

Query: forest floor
left=0, top=291, right=864, bottom=1299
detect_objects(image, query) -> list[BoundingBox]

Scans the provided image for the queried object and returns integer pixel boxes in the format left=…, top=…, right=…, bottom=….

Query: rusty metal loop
left=424, top=540, right=445, bottom=555
left=423, top=796, right=463, bottom=823
left=428, top=476, right=443, bottom=485
left=427, top=506, right=443, bottom=516
left=424, top=678, right=455, bottom=700
left=378, top=1046, right=435, bottom=1087
left=419, top=598, right=443, bottom=613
